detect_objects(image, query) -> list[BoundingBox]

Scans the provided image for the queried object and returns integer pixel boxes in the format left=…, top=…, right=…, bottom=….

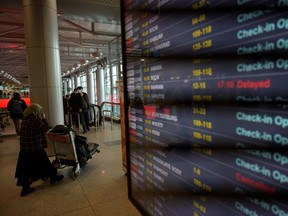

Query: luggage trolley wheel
left=52, top=159, right=66, bottom=169
left=71, top=162, right=81, bottom=180
left=52, top=159, right=61, bottom=169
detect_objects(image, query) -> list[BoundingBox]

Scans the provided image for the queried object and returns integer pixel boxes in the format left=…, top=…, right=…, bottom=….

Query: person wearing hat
left=15, top=103, right=64, bottom=196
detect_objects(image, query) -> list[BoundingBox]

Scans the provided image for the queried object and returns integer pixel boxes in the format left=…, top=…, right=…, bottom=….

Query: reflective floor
left=0, top=118, right=141, bottom=216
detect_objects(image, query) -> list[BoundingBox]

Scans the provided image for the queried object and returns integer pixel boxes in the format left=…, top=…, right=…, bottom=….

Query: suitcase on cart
left=46, top=125, right=100, bottom=179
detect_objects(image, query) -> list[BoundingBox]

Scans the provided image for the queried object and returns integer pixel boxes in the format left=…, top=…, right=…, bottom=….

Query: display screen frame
left=121, top=1, right=288, bottom=215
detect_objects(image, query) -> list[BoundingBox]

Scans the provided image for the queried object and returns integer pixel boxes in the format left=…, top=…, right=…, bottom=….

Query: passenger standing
left=68, top=89, right=78, bottom=113
left=15, top=103, right=64, bottom=197
left=64, top=94, right=70, bottom=126
left=75, top=86, right=90, bottom=133
left=7, top=92, right=28, bottom=136
left=68, top=88, right=79, bottom=127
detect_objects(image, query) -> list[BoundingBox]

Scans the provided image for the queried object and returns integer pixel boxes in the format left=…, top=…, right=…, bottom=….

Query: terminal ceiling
left=0, top=0, right=121, bottom=87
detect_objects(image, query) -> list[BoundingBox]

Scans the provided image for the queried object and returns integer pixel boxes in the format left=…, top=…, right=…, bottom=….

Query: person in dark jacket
left=68, top=88, right=78, bottom=113
left=68, top=88, right=79, bottom=127
left=63, top=95, right=69, bottom=125
left=74, top=86, right=90, bottom=133
left=15, top=103, right=64, bottom=197
left=7, top=92, right=28, bottom=135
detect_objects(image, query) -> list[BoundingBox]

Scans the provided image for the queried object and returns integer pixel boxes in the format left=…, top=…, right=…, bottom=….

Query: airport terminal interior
left=1, top=0, right=288, bottom=215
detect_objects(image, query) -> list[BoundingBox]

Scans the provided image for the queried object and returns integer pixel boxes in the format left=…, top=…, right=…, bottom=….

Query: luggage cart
left=46, top=130, right=81, bottom=179
left=46, top=125, right=100, bottom=179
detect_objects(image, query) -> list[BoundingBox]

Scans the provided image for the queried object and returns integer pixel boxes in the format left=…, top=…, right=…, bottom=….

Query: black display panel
left=121, top=1, right=288, bottom=215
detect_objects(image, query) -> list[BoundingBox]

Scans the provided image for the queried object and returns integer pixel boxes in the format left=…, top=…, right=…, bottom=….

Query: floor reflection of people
left=163, top=87, right=191, bottom=152
left=133, top=96, right=145, bottom=114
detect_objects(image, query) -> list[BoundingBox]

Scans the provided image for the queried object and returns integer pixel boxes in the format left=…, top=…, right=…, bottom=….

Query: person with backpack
left=7, top=92, right=28, bottom=136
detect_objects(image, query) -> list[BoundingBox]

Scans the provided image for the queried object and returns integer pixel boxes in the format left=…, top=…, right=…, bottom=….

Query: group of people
left=66, top=86, right=91, bottom=133
left=65, top=86, right=102, bottom=133
left=7, top=86, right=99, bottom=196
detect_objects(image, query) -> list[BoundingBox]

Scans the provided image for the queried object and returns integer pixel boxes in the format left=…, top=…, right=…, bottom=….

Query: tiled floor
left=0, top=119, right=141, bottom=216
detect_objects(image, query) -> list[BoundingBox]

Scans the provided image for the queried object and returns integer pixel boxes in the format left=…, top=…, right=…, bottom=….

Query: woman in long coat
left=15, top=103, right=64, bottom=196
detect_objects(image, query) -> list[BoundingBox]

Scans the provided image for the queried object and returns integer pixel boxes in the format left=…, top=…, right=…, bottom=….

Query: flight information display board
left=121, top=1, right=288, bottom=215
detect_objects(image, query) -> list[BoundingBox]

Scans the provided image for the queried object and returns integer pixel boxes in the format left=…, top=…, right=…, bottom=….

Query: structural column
left=86, top=67, right=93, bottom=103
left=96, top=66, right=105, bottom=106
left=23, top=0, right=63, bottom=126
left=63, top=79, right=68, bottom=96
left=74, top=75, right=78, bottom=89
left=67, top=79, right=72, bottom=94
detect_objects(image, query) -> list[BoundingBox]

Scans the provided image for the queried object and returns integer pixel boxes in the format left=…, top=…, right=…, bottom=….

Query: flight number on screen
left=193, top=143, right=213, bottom=156
left=192, top=25, right=212, bottom=38
left=192, top=39, right=212, bottom=51
left=144, top=76, right=150, bottom=81
left=194, top=178, right=212, bottom=193
left=142, top=30, right=149, bottom=37
left=192, top=68, right=212, bottom=77
left=142, top=21, right=149, bottom=28
left=193, top=95, right=212, bottom=102
left=193, top=82, right=207, bottom=89
left=192, top=14, right=206, bottom=25
left=192, top=0, right=207, bottom=10
left=193, top=120, right=212, bottom=129
left=192, top=58, right=212, bottom=65
left=142, top=39, right=149, bottom=46
left=193, top=107, right=207, bottom=115
left=193, top=132, right=212, bottom=142
left=194, top=167, right=201, bottom=176
left=143, top=67, right=150, bottom=73
left=144, top=93, right=151, bottom=98
left=193, top=200, right=207, bottom=214
left=194, top=147, right=212, bottom=156
left=144, top=85, right=150, bottom=90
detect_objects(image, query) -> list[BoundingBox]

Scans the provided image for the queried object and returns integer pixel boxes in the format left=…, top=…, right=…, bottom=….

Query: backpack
left=49, top=124, right=72, bottom=134
left=49, top=125, right=91, bottom=167
left=74, top=134, right=92, bottom=167
left=11, top=100, right=23, bottom=116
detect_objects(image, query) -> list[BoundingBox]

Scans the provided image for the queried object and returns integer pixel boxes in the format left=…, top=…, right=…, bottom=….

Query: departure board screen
left=121, top=1, right=288, bottom=215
